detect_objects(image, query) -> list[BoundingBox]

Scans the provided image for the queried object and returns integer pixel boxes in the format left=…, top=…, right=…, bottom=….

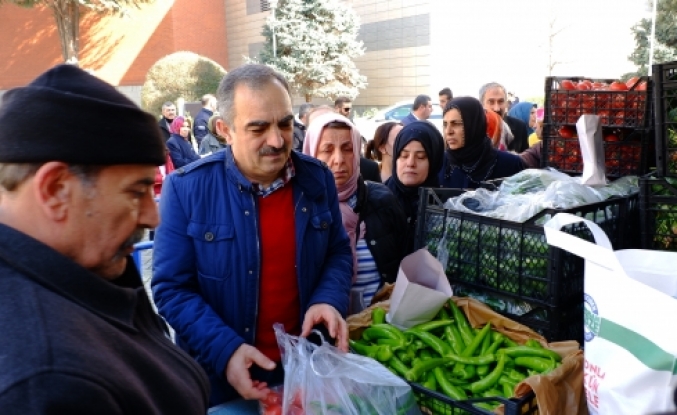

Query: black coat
left=193, top=108, right=214, bottom=146
left=292, top=120, right=306, bottom=152
left=158, top=117, right=172, bottom=143
left=354, top=179, right=408, bottom=284
left=504, top=115, right=529, bottom=153
left=360, top=157, right=382, bottom=183
left=0, top=224, right=210, bottom=414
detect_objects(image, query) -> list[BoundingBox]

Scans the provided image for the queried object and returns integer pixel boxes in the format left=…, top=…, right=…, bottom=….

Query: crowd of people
left=0, top=62, right=552, bottom=414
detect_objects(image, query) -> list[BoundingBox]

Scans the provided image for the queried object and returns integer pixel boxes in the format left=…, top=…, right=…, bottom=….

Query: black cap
left=0, top=64, right=165, bottom=165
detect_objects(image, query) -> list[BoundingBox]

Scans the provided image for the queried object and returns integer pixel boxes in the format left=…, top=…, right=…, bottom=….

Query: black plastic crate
left=410, top=382, right=538, bottom=415
left=414, top=188, right=637, bottom=310
left=540, top=123, right=654, bottom=178
left=652, top=61, right=677, bottom=177
left=544, top=76, right=652, bottom=129
left=639, top=174, right=677, bottom=251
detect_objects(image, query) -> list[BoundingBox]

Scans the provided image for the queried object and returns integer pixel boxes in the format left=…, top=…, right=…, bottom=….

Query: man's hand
left=225, top=344, right=276, bottom=400
left=301, top=304, right=348, bottom=352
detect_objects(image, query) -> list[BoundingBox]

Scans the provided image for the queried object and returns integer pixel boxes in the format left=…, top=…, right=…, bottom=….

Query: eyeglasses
left=342, top=107, right=352, bottom=112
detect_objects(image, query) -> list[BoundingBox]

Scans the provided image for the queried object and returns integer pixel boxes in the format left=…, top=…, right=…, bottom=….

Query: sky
left=429, top=0, right=649, bottom=101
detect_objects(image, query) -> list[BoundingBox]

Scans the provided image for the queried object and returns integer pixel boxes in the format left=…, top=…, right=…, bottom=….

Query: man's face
left=69, top=165, right=158, bottom=279
left=420, top=100, right=433, bottom=120
left=162, top=105, right=176, bottom=120
left=482, top=87, right=507, bottom=117
left=439, top=95, right=449, bottom=111
left=337, top=102, right=352, bottom=117
left=217, top=81, right=294, bottom=187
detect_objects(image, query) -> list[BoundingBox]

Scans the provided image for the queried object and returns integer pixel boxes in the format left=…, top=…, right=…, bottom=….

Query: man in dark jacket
left=152, top=64, right=352, bottom=409
left=292, top=103, right=314, bottom=151
left=193, top=94, right=217, bottom=147
left=0, top=65, right=209, bottom=414
left=402, top=94, right=433, bottom=126
left=480, top=82, right=529, bottom=152
left=158, top=101, right=176, bottom=142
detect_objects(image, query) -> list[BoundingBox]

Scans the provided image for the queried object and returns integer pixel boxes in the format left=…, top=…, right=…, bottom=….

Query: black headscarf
left=444, top=97, right=498, bottom=183
left=386, top=121, right=444, bottom=221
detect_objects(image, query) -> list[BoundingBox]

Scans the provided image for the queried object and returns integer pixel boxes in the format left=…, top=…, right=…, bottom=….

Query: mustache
left=259, top=145, right=287, bottom=156
left=118, top=229, right=146, bottom=257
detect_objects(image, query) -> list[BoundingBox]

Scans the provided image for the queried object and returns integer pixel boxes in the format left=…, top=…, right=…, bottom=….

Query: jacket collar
left=223, top=146, right=325, bottom=200
left=0, top=223, right=141, bottom=330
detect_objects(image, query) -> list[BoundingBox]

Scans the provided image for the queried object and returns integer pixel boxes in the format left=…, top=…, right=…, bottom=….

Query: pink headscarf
left=169, top=116, right=186, bottom=134
left=303, top=111, right=364, bottom=283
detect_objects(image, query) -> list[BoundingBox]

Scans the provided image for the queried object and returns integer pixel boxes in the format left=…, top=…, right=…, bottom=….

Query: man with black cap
left=152, top=63, right=352, bottom=410
left=0, top=64, right=209, bottom=414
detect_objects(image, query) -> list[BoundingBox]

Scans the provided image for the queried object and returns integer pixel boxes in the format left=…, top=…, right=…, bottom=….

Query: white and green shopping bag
left=544, top=213, right=677, bottom=415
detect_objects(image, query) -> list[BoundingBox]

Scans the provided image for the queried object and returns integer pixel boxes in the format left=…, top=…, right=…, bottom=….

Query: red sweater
left=255, top=184, right=300, bottom=362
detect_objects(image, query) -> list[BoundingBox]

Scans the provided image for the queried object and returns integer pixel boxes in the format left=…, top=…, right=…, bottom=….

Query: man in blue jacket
left=193, top=94, right=217, bottom=147
left=152, top=64, right=353, bottom=408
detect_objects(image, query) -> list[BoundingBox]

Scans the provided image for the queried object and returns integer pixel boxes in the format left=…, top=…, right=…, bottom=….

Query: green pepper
left=406, top=329, right=452, bottom=357
left=444, top=324, right=466, bottom=355
left=479, top=328, right=492, bottom=355
left=409, top=319, right=455, bottom=333
left=445, top=352, right=495, bottom=366
left=388, top=355, right=409, bottom=377
left=371, top=307, right=386, bottom=325
left=453, top=323, right=491, bottom=376
left=502, top=381, right=514, bottom=398
left=469, top=351, right=506, bottom=393
left=501, top=346, right=562, bottom=362
left=349, top=340, right=392, bottom=362
left=396, top=350, right=411, bottom=365
left=477, top=336, right=505, bottom=377
left=436, top=306, right=451, bottom=320
left=420, top=349, right=433, bottom=360
left=525, top=339, right=543, bottom=349
left=482, top=388, right=504, bottom=398
left=376, top=338, right=407, bottom=350
left=362, top=324, right=406, bottom=342
left=503, top=338, right=519, bottom=348
left=475, top=402, right=498, bottom=411
left=507, top=368, right=527, bottom=383
left=498, top=375, right=518, bottom=387
left=422, top=370, right=437, bottom=391
left=404, top=358, right=450, bottom=382
left=514, top=356, right=557, bottom=373
left=433, top=367, right=468, bottom=400
left=448, top=299, right=475, bottom=345
left=456, top=363, right=476, bottom=380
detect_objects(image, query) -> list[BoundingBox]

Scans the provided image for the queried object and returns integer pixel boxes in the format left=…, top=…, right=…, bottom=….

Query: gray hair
left=161, top=101, right=175, bottom=109
left=0, top=163, right=101, bottom=192
left=298, top=103, right=315, bottom=118
left=216, top=64, right=290, bottom=129
left=201, top=94, right=216, bottom=106
left=479, top=82, right=506, bottom=103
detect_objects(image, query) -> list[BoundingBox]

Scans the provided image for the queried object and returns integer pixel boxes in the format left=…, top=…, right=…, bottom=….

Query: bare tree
left=546, top=17, right=569, bottom=75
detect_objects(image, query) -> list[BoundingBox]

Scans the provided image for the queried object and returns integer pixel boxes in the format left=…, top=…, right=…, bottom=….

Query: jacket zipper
left=250, top=192, right=260, bottom=344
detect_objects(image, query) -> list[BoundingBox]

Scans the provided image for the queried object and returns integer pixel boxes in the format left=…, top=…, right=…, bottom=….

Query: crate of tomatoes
left=541, top=123, right=653, bottom=178
left=544, top=76, right=652, bottom=129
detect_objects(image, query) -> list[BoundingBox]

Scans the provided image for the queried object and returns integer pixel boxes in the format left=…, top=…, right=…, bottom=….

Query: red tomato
left=591, top=82, right=608, bottom=90
left=626, top=77, right=640, bottom=89
left=560, top=80, right=577, bottom=90
left=263, top=391, right=282, bottom=407
left=609, top=81, right=628, bottom=91
left=637, top=81, right=647, bottom=91
left=605, top=134, right=620, bottom=142
left=559, top=126, right=576, bottom=138
left=264, top=405, right=283, bottom=415
left=576, top=82, right=591, bottom=91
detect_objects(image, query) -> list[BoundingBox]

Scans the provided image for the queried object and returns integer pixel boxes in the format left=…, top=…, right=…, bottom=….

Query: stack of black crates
left=639, top=63, right=677, bottom=252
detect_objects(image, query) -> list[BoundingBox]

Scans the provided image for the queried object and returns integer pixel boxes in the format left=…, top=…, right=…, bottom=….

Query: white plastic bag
left=544, top=213, right=677, bottom=414
left=274, top=324, right=421, bottom=415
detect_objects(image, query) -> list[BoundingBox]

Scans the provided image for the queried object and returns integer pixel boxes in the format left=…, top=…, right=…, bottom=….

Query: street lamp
left=270, top=0, right=278, bottom=58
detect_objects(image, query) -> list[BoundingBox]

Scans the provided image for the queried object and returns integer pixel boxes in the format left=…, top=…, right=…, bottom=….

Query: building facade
left=0, top=0, right=432, bottom=110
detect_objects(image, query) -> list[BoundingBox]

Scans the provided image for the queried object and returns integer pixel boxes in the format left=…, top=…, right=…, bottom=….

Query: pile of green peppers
left=349, top=300, right=562, bottom=411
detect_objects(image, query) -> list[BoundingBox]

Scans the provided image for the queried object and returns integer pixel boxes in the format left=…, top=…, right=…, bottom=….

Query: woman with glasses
left=439, top=97, right=525, bottom=189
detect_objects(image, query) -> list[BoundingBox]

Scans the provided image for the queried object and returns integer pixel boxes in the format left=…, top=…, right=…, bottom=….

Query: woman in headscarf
left=304, top=112, right=407, bottom=312
left=508, top=101, right=537, bottom=136
left=385, top=121, right=444, bottom=254
left=439, top=97, right=525, bottom=189
left=166, top=116, right=200, bottom=168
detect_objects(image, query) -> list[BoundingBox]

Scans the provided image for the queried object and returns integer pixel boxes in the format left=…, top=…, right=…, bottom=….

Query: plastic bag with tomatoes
left=273, top=324, right=421, bottom=415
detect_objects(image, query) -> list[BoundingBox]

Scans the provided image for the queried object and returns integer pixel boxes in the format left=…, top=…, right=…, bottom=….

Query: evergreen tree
left=627, top=0, right=677, bottom=77
left=257, top=0, right=367, bottom=102
left=0, top=0, right=152, bottom=65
